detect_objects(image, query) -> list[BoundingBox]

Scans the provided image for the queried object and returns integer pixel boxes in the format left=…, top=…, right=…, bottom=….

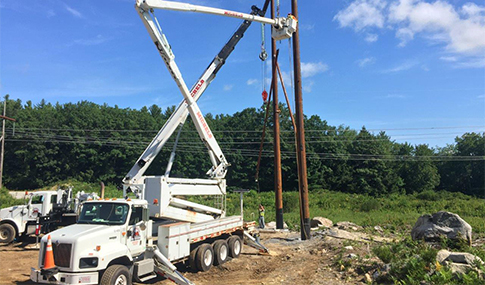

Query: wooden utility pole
left=271, top=0, right=284, bottom=229
left=291, top=0, right=311, bottom=240
left=0, top=96, right=16, bottom=189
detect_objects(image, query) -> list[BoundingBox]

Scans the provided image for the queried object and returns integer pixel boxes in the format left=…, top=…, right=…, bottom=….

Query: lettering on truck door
left=126, top=206, right=147, bottom=256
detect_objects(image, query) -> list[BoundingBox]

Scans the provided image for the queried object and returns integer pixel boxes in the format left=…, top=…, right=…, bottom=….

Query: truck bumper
left=30, top=268, right=99, bottom=285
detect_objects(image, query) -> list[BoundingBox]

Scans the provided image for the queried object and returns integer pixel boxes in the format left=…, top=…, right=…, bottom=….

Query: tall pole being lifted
left=271, top=0, right=284, bottom=229
left=291, top=0, right=311, bottom=240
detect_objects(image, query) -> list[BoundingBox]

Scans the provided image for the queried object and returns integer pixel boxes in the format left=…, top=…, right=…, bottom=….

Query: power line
left=5, top=125, right=485, bottom=133
left=6, top=138, right=484, bottom=162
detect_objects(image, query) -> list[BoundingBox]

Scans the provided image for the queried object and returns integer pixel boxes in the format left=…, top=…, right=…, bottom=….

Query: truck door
left=126, top=206, right=147, bottom=256
left=28, top=194, right=44, bottom=219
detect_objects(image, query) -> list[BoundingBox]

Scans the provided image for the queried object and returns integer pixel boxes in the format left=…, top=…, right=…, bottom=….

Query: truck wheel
left=195, top=244, right=213, bottom=272
left=189, top=247, right=199, bottom=271
left=100, top=265, right=132, bottom=285
left=0, top=223, right=16, bottom=244
left=227, top=236, right=242, bottom=258
left=212, top=240, right=229, bottom=265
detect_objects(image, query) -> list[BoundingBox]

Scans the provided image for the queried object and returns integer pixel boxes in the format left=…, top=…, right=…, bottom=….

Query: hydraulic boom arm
left=124, top=1, right=286, bottom=186
left=124, top=0, right=296, bottom=221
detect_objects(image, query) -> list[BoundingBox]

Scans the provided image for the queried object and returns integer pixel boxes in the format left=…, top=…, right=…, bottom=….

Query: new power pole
left=271, top=0, right=284, bottom=230
left=0, top=95, right=16, bottom=189
left=291, top=0, right=311, bottom=240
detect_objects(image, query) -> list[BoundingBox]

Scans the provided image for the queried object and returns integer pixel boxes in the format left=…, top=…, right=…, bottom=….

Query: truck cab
left=0, top=191, right=59, bottom=243
left=31, top=199, right=153, bottom=285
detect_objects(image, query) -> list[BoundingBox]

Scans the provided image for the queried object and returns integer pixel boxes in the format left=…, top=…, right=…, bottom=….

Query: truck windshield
left=78, top=203, right=129, bottom=225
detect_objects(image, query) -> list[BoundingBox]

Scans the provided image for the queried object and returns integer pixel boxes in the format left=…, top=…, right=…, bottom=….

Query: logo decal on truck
left=191, top=79, right=205, bottom=97
left=79, top=276, right=91, bottom=283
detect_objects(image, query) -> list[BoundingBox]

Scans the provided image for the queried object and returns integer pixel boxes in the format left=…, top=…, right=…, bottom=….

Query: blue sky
left=1, top=0, right=484, bottom=147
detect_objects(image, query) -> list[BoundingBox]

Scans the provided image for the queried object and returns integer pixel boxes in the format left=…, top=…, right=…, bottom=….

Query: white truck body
left=30, top=199, right=247, bottom=285
left=0, top=189, right=97, bottom=243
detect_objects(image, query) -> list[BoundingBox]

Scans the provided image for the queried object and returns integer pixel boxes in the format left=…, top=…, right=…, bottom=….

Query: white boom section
left=139, top=0, right=277, bottom=25
left=125, top=1, right=297, bottom=222
left=135, top=4, right=228, bottom=180
left=124, top=1, right=296, bottom=187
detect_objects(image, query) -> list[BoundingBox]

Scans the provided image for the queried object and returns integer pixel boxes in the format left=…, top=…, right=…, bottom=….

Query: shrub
left=359, top=198, right=380, bottom=212
left=0, top=187, right=25, bottom=208
left=416, top=190, right=440, bottom=201
left=282, top=192, right=299, bottom=212
left=372, top=245, right=393, bottom=263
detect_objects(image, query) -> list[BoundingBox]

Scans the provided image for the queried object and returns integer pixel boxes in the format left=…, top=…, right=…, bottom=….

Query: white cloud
left=223, top=84, right=233, bottom=91
left=300, top=62, right=329, bottom=78
left=65, top=4, right=83, bottom=18
left=46, top=9, right=56, bottom=18
left=477, top=94, right=485, bottom=99
left=356, top=57, right=376, bottom=67
left=334, top=0, right=387, bottom=31
left=303, top=80, right=315, bottom=93
left=299, top=23, right=315, bottom=31
left=365, top=33, right=379, bottom=42
left=383, top=60, right=418, bottom=73
left=247, top=79, right=258, bottom=86
left=71, top=35, right=110, bottom=46
left=440, top=56, right=457, bottom=62
left=453, top=57, right=485, bottom=68
left=279, top=71, right=293, bottom=88
left=336, top=0, right=485, bottom=57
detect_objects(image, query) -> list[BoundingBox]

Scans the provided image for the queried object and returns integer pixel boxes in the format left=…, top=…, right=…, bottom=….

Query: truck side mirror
left=127, top=230, right=132, bottom=238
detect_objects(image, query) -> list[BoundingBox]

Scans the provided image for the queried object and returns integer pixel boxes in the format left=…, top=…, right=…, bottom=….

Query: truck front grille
left=41, top=242, right=72, bottom=268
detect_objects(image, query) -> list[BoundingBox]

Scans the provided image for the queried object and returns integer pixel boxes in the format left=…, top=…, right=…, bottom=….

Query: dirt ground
left=0, top=230, right=379, bottom=285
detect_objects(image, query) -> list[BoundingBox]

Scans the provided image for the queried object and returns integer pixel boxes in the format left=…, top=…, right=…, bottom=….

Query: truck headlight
left=79, top=257, right=98, bottom=268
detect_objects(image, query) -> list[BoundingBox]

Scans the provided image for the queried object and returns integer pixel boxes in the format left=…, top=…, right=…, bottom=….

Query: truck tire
left=0, top=223, right=16, bottom=244
left=227, top=235, right=242, bottom=258
left=195, top=244, right=214, bottom=272
left=212, top=240, right=229, bottom=265
left=100, top=265, right=132, bottom=285
left=189, top=247, right=199, bottom=271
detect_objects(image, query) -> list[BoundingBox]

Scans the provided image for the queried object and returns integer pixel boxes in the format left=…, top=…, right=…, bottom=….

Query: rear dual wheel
left=212, top=240, right=229, bottom=266
left=195, top=244, right=214, bottom=272
left=189, top=236, right=242, bottom=272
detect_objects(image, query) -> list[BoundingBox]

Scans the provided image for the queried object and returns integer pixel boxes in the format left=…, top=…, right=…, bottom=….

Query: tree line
left=2, top=97, right=484, bottom=197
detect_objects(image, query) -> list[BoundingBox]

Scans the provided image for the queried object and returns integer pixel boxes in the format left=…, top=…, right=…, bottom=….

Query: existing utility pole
left=0, top=96, right=16, bottom=189
left=271, top=0, right=284, bottom=230
left=291, top=0, right=311, bottom=240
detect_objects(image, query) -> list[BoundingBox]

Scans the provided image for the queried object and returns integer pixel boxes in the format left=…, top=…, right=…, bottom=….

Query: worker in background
left=258, top=204, right=265, bottom=229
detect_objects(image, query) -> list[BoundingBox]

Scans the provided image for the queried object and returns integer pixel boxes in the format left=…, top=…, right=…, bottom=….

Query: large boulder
left=411, top=211, right=472, bottom=245
left=310, top=217, right=333, bottom=228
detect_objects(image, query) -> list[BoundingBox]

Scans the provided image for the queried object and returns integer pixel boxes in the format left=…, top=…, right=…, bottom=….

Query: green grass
left=3, top=181, right=485, bottom=234
left=226, top=189, right=485, bottom=234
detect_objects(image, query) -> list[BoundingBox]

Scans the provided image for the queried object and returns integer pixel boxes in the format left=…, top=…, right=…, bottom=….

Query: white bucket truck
left=30, top=0, right=297, bottom=284
left=0, top=188, right=97, bottom=243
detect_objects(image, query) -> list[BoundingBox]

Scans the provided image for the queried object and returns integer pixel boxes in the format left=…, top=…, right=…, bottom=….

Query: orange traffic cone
left=43, top=235, right=55, bottom=269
